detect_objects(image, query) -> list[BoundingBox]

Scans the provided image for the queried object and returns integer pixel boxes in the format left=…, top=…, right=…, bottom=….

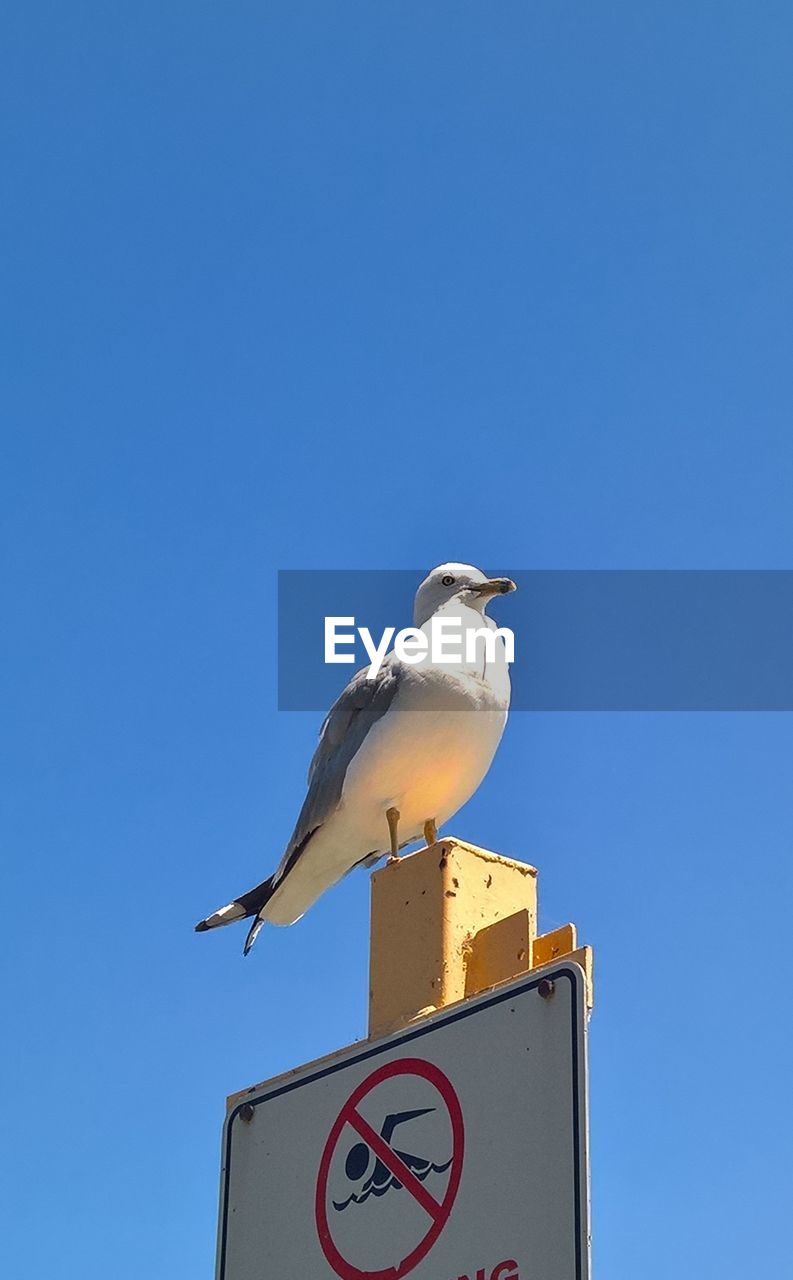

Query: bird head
left=413, top=563, right=516, bottom=627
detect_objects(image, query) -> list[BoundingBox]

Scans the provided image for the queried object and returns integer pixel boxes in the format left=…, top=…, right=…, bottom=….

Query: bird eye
left=441, top=574, right=455, bottom=586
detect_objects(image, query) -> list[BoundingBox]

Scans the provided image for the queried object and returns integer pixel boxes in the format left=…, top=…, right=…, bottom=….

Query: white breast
left=340, top=636, right=510, bottom=846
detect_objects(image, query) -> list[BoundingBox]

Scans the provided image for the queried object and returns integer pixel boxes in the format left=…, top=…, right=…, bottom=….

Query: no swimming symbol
left=315, top=1058, right=465, bottom=1280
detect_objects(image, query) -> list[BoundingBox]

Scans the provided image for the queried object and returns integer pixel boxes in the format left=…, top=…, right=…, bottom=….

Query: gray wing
left=273, top=657, right=403, bottom=883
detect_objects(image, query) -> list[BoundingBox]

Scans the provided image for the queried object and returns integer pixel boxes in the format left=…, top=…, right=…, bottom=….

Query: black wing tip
left=243, top=917, right=264, bottom=956
left=194, top=919, right=210, bottom=933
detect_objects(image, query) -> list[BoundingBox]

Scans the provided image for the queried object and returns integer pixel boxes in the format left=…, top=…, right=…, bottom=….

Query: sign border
left=217, top=964, right=588, bottom=1280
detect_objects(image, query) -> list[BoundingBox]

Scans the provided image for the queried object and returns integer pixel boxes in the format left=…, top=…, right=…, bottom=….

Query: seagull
left=195, top=563, right=516, bottom=953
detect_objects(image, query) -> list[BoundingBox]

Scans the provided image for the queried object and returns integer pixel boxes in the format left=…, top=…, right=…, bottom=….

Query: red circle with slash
left=315, top=1058, right=465, bottom=1280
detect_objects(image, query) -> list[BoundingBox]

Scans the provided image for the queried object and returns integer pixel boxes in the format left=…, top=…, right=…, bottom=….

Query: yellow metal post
left=369, top=836, right=592, bottom=1038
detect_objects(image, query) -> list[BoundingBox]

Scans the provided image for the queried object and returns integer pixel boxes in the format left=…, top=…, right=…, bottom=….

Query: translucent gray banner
left=277, top=570, right=793, bottom=711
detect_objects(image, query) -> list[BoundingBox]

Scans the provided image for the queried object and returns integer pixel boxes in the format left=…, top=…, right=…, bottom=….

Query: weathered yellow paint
left=532, top=926, right=593, bottom=1008
left=369, top=838, right=594, bottom=1038
left=533, top=922, right=577, bottom=968
left=463, top=908, right=532, bottom=998
left=566, top=945, right=595, bottom=1009
left=368, top=837, right=538, bottom=1038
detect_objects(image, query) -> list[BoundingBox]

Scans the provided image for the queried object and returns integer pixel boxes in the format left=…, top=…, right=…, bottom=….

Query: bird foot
left=385, top=805, right=401, bottom=859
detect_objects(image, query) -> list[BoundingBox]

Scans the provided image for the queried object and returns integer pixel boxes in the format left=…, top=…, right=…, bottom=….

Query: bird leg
left=423, top=818, right=438, bottom=846
left=386, top=806, right=401, bottom=862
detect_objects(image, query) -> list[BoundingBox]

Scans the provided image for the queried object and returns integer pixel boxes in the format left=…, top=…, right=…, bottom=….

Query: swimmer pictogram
left=332, top=1106, right=454, bottom=1210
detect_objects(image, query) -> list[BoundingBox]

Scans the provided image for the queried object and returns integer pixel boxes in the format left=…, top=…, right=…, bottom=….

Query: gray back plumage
left=273, top=659, right=402, bottom=883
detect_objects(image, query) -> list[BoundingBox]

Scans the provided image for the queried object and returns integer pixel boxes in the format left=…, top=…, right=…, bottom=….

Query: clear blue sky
left=2, top=4, right=792, bottom=1277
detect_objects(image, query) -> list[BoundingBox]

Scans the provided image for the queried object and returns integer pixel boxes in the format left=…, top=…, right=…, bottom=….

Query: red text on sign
left=456, top=1259, right=519, bottom=1280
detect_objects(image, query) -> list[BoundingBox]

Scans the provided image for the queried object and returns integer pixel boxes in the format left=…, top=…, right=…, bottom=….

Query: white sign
left=216, top=964, right=590, bottom=1280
